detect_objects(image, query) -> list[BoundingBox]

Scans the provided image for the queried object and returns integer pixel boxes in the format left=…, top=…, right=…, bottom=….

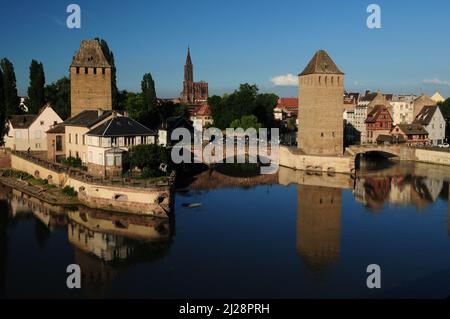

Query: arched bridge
left=346, top=144, right=403, bottom=158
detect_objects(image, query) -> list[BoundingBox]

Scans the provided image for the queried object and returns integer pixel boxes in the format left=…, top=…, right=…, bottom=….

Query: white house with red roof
left=190, top=104, right=213, bottom=132
left=274, top=98, right=298, bottom=121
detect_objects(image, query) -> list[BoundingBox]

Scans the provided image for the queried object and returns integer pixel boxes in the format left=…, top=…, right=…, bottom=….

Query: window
left=76, top=67, right=80, bottom=74
left=94, top=68, right=97, bottom=75
left=56, top=136, right=63, bottom=151
left=69, top=133, right=72, bottom=144
left=106, top=154, right=114, bottom=166
left=321, top=133, right=324, bottom=137
left=102, top=68, right=105, bottom=75
left=76, top=151, right=79, bottom=159
left=35, top=143, right=41, bottom=149
left=85, top=67, right=88, bottom=74
left=40, top=121, right=44, bottom=126
left=75, top=134, right=78, bottom=145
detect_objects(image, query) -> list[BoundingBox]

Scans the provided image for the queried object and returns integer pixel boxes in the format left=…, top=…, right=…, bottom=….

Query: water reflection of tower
left=296, top=185, right=342, bottom=271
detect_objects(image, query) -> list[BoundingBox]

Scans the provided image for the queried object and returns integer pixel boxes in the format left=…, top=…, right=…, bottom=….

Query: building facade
left=414, top=105, right=446, bottom=146
left=46, top=123, right=66, bottom=162
left=4, top=105, right=63, bottom=151
left=297, top=50, right=345, bottom=155
left=85, top=115, right=157, bottom=178
left=70, top=39, right=113, bottom=117
left=64, top=110, right=118, bottom=163
left=365, top=105, right=394, bottom=144
left=354, top=91, right=391, bottom=144
left=391, top=124, right=429, bottom=146
left=180, top=47, right=209, bottom=104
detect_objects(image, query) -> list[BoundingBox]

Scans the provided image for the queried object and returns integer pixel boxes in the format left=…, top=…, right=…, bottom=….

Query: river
left=0, top=159, right=449, bottom=298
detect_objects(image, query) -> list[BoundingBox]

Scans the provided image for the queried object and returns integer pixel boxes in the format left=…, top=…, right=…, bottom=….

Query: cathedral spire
left=186, top=46, right=192, bottom=65
left=184, top=46, right=193, bottom=83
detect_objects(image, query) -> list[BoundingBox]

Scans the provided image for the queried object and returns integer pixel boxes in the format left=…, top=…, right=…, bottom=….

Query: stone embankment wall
left=10, top=153, right=171, bottom=217
left=279, top=146, right=355, bottom=174
left=414, top=149, right=450, bottom=166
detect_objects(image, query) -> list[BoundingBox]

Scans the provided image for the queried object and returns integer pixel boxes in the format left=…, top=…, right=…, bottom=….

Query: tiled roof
left=86, top=116, right=157, bottom=137
left=396, top=124, right=429, bottom=136
left=414, top=105, right=439, bottom=125
left=64, top=110, right=115, bottom=128
left=191, top=104, right=211, bottom=117
left=46, top=123, right=66, bottom=134
left=8, top=115, right=37, bottom=129
left=365, top=105, right=390, bottom=123
left=299, top=50, right=344, bottom=76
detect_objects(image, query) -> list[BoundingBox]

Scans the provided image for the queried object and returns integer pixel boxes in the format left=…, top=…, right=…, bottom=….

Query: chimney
left=97, top=109, right=104, bottom=117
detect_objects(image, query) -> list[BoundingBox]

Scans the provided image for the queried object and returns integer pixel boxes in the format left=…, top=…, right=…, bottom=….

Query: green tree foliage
left=127, top=144, right=170, bottom=177
left=438, top=98, right=450, bottom=119
left=208, top=83, right=277, bottom=130
left=0, top=67, right=5, bottom=144
left=44, top=77, right=70, bottom=120
left=124, top=92, right=144, bottom=120
left=27, top=60, right=46, bottom=114
left=96, top=38, right=118, bottom=109
left=138, top=73, right=160, bottom=128
left=230, top=115, right=262, bottom=130
left=141, top=73, right=158, bottom=113
left=0, top=58, right=20, bottom=116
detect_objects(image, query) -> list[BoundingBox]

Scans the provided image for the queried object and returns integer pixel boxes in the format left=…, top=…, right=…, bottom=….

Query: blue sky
left=1, top=0, right=450, bottom=98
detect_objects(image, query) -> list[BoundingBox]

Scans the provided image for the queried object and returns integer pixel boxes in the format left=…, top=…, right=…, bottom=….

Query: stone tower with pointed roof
left=298, top=50, right=345, bottom=155
left=70, top=39, right=113, bottom=117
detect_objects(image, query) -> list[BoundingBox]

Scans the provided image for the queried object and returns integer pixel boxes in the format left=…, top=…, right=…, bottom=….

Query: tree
left=141, top=73, right=158, bottom=113
left=124, top=92, right=143, bottom=120
left=1, top=58, right=20, bottom=116
left=0, top=67, right=5, bottom=144
left=127, top=144, right=170, bottom=178
left=44, top=77, right=70, bottom=120
left=96, top=38, right=118, bottom=109
left=208, top=83, right=278, bottom=130
left=438, top=99, right=450, bottom=119
left=230, top=115, right=261, bottom=130
left=27, top=60, right=46, bottom=114
left=138, top=73, right=159, bottom=127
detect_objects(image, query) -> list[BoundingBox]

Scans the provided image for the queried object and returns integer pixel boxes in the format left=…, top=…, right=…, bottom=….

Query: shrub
left=62, top=186, right=78, bottom=197
left=62, top=156, right=82, bottom=168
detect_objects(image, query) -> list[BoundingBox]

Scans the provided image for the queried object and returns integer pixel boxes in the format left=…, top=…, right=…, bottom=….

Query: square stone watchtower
left=70, top=39, right=112, bottom=117
left=298, top=50, right=345, bottom=155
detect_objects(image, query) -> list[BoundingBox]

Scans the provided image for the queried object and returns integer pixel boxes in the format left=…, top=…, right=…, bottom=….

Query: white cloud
left=422, top=78, right=450, bottom=87
left=270, top=74, right=298, bottom=86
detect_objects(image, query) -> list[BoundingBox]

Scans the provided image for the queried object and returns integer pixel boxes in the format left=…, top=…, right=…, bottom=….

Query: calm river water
left=0, top=160, right=449, bottom=298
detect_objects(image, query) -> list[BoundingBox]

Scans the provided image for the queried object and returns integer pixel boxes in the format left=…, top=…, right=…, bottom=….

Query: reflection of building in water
left=68, top=208, right=172, bottom=262
left=74, top=248, right=118, bottom=298
left=296, top=185, right=342, bottom=271
left=67, top=207, right=173, bottom=297
left=9, top=189, right=67, bottom=229
left=354, top=175, right=444, bottom=212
